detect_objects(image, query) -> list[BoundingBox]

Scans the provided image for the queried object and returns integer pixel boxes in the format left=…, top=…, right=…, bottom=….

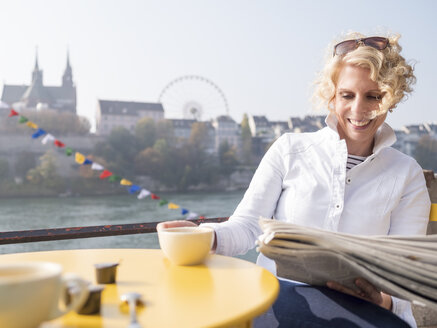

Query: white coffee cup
left=0, top=262, right=89, bottom=328
left=158, top=227, right=214, bottom=265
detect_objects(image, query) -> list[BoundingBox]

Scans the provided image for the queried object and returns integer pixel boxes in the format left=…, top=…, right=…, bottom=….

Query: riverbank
left=0, top=167, right=255, bottom=198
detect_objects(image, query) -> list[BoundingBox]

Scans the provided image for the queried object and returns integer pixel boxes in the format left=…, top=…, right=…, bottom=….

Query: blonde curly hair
left=313, top=32, right=416, bottom=115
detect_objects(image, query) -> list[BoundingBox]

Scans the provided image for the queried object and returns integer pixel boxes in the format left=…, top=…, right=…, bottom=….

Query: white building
left=95, top=100, right=164, bottom=135
left=248, top=115, right=273, bottom=138
left=167, top=118, right=196, bottom=140
left=212, top=115, right=240, bottom=153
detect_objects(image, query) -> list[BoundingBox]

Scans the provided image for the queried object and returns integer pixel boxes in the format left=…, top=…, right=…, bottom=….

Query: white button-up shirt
left=202, top=113, right=430, bottom=326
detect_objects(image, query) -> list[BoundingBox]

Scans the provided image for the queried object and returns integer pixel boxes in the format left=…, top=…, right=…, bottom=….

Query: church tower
left=1, top=49, right=77, bottom=113
left=21, top=48, right=50, bottom=107
left=62, top=50, right=73, bottom=87
left=31, top=48, right=43, bottom=86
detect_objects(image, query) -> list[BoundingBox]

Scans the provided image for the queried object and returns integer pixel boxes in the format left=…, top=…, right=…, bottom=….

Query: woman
left=158, top=33, right=430, bottom=327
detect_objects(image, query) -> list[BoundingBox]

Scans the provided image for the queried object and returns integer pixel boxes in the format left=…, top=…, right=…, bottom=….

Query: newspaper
left=257, top=219, right=437, bottom=309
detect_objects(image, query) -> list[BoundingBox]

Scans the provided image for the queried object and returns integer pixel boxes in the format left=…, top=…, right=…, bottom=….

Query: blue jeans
left=254, top=279, right=411, bottom=328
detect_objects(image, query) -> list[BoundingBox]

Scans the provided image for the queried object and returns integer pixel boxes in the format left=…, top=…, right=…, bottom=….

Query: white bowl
left=158, top=227, right=214, bottom=265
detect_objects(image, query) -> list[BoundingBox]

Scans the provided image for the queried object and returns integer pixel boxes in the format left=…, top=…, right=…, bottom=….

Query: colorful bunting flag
left=91, top=162, right=104, bottom=170
left=99, top=170, right=113, bottom=179
left=128, top=185, right=141, bottom=194
left=75, top=152, right=86, bottom=164
left=120, top=179, right=132, bottom=186
left=138, top=189, right=151, bottom=199
left=187, top=212, right=198, bottom=220
left=108, top=175, right=121, bottom=182
left=31, top=129, right=46, bottom=139
left=65, top=147, right=73, bottom=156
left=54, top=140, right=65, bottom=148
left=6, top=108, right=198, bottom=218
left=26, top=121, right=38, bottom=129
left=0, top=101, right=10, bottom=109
left=8, top=109, right=18, bottom=117
left=168, top=203, right=180, bottom=210
left=41, top=134, right=55, bottom=145
left=159, top=199, right=169, bottom=206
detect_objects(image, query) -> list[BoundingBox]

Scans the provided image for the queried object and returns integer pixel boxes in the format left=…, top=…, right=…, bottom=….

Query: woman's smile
left=348, top=118, right=372, bottom=128
left=334, top=64, right=387, bottom=156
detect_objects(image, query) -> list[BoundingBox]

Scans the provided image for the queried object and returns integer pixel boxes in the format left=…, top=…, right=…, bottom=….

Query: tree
left=414, top=136, right=437, bottom=171
left=156, top=120, right=175, bottom=144
left=134, top=134, right=219, bottom=191
left=135, top=118, right=156, bottom=150
left=189, top=122, right=209, bottom=151
left=134, top=119, right=176, bottom=152
left=135, top=139, right=183, bottom=188
left=93, top=127, right=137, bottom=176
left=186, top=122, right=218, bottom=186
left=219, top=141, right=239, bottom=176
left=26, top=150, right=63, bottom=189
left=135, top=147, right=164, bottom=177
left=241, top=113, right=253, bottom=165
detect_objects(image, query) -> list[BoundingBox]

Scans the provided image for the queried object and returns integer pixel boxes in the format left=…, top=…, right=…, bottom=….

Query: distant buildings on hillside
left=247, top=115, right=326, bottom=160
left=95, top=103, right=329, bottom=159
left=393, top=123, right=437, bottom=156
left=94, top=96, right=437, bottom=160
left=1, top=52, right=76, bottom=114
left=1, top=53, right=435, bottom=160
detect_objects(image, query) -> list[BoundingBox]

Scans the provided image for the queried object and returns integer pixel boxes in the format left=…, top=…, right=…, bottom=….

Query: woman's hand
left=327, top=278, right=392, bottom=311
left=156, top=220, right=198, bottom=231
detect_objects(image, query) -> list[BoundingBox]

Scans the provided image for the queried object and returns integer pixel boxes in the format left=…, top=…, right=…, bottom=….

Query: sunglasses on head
left=333, top=37, right=390, bottom=57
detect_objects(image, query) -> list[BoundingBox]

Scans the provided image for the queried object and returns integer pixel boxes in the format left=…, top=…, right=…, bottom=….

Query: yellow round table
left=0, top=249, right=279, bottom=328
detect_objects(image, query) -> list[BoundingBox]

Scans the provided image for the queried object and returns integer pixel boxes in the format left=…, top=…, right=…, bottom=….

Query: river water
left=0, top=191, right=258, bottom=262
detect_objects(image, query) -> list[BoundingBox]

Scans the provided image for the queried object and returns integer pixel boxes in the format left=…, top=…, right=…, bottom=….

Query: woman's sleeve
left=389, top=161, right=430, bottom=235
left=201, top=135, right=288, bottom=256
left=391, top=297, right=417, bottom=328
left=389, top=161, right=430, bottom=327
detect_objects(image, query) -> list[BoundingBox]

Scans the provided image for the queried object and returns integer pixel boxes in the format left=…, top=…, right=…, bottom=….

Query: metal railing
left=0, top=217, right=229, bottom=245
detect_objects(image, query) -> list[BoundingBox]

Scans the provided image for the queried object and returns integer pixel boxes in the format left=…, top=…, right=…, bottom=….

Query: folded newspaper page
left=257, top=219, right=437, bottom=309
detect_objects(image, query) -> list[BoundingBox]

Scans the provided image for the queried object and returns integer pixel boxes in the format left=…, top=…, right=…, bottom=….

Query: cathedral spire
left=66, top=48, right=71, bottom=69
left=31, top=46, right=43, bottom=85
left=34, top=46, right=39, bottom=70
left=62, top=48, right=73, bottom=87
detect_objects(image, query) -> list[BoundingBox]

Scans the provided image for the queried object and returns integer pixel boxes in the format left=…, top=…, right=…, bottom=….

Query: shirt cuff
left=199, top=222, right=228, bottom=255
left=391, top=296, right=417, bottom=328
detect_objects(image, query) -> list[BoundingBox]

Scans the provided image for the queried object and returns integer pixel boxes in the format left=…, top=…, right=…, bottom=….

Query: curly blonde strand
left=313, top=32, right=416, bottom=115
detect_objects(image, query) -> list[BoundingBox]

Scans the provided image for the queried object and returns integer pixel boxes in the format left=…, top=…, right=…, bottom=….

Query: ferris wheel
left=158, top=75, right=229, bottom=121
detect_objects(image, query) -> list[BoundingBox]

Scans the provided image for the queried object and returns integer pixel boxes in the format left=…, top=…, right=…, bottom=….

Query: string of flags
left=4, top=105, right=204, bottom=220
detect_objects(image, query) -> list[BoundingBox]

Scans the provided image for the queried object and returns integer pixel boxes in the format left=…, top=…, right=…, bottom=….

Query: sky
left=0, top=0, right=436, bottom=131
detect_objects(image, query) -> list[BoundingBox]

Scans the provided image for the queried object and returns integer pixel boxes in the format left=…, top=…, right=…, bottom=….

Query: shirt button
left=346, top=178, right=351, bottom=184
left=335, top=204, right=342, bottom=209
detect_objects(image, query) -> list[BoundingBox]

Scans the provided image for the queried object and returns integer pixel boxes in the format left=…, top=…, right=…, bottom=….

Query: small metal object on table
left=120, top=293, right=143, bottom=328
